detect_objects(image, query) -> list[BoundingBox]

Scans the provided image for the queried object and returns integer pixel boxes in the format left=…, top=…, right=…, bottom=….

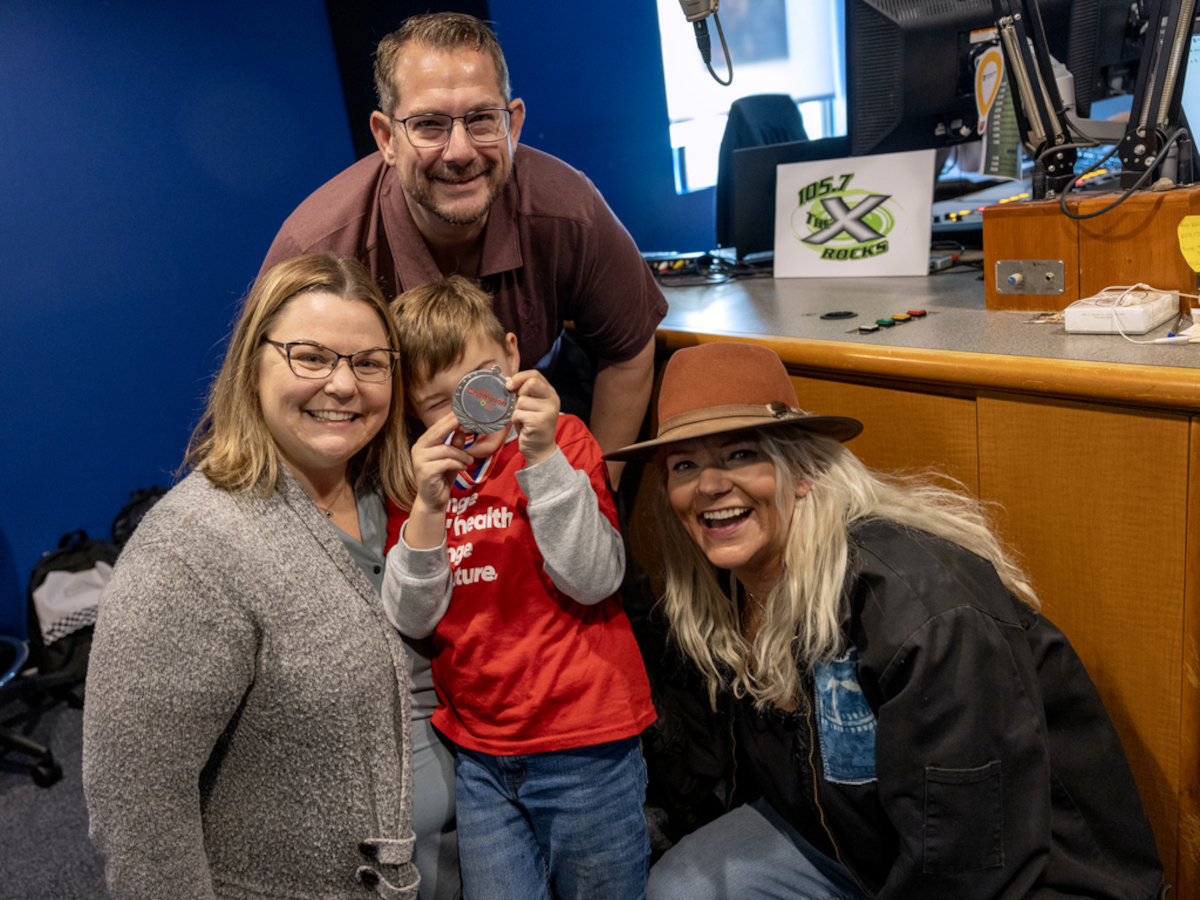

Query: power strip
left=1064, top=288, right=1179, bottom=335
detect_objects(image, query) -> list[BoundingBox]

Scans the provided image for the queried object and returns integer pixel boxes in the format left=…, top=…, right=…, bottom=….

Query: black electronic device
left=1111, top=0, right=1196, bottom=188
left=678, top=0, right=733, bottom=85
left=715, top=94, right=810, bottom=253
left=994, top=0, right=1195, bottom=195
left=725, top=136, right=851, bottom=259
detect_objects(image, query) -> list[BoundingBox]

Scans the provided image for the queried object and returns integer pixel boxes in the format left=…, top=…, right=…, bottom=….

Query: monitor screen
left=1181, top=27, right=1200, bottom=133
left=726, top=136, right=850, bottom=258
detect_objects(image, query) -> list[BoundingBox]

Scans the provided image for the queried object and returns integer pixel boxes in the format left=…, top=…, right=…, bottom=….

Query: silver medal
left=452, top=365, right=515, bottom=434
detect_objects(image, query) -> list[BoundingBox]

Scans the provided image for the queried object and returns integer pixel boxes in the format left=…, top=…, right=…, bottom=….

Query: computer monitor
left=1183, top=22, right=1200, bottom=132
left=714, top=95, right=810, bottom=251
left=725, top=136, right=850, bottom=259
left=1071, top=0, right=1146, bottom=118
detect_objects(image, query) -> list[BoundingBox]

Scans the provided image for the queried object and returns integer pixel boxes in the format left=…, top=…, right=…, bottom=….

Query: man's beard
left=406, top=160, right=511, bottom=227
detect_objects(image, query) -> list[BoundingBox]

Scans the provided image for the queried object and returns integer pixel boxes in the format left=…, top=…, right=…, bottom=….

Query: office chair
left=715, top=94, right=809, bottom=250
left=0, top=634, right=63, bottom=786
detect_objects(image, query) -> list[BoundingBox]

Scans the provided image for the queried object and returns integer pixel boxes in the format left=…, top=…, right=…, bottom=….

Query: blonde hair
left=391, top=274, right=507, bottom=390
left=185, top=254, right=415, bottom=507
left=374, top=12, right=511, bottom=118
left=655, top=427, right=1038, bottom=711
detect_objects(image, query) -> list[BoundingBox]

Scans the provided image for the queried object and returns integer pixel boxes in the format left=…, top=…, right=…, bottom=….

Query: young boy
left=382, top=275, right=656, bottom=900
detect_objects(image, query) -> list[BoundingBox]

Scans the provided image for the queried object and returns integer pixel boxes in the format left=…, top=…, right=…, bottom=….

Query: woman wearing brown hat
left=609, top=342, right=1163, bottom=900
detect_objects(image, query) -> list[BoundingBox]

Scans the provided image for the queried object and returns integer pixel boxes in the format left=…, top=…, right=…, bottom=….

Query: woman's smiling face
left=257, top=292, right=393, bottom=488
left=664, top=434, right=809, bottom=588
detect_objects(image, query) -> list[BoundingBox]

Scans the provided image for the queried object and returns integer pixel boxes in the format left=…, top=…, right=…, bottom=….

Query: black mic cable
left=695, top=14, right=732, bottom=85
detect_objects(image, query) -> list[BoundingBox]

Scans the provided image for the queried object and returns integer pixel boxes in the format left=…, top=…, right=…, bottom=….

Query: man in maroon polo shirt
left=261, top=11, right=666, bottom=487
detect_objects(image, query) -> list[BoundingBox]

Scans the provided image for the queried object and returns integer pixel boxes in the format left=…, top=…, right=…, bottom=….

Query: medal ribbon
left=444, top=431, right=495, bottom=490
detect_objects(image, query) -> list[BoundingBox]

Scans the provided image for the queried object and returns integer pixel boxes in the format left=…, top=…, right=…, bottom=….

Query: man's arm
left=590, top=335, right=656, bottom=487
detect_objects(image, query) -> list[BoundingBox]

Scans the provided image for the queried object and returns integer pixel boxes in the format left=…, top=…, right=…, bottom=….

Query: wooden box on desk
left=982, top=185, right=1200, bottom=310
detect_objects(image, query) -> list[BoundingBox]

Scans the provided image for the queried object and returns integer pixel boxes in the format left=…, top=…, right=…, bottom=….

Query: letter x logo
left=803, top=194, right=891, bottom=245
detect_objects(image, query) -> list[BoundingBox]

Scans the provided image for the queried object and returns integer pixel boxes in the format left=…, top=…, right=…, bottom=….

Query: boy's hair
left=392, top=274, right=508, bottom=389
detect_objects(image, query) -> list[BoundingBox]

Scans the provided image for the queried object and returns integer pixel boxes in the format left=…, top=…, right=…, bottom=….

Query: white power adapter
left=1064, top=285, right=1180, bottom=334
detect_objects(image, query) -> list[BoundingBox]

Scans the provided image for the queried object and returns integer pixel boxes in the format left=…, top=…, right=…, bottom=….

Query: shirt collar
left=380, top=152, right=525, bottom=290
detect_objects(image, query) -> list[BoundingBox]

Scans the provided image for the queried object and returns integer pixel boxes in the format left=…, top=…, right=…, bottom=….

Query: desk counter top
left=657, top=271, right=1200, bottom=412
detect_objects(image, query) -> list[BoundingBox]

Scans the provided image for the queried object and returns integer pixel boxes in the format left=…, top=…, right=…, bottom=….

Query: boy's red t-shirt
left=385, top=415, right=655, bottom=754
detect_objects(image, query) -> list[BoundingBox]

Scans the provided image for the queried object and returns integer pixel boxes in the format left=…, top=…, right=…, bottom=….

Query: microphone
left=678, top=0, right=732, bottom=85
left=677, top=0, right=717, bottom=22
left=693, top=19, right=712, bottom=65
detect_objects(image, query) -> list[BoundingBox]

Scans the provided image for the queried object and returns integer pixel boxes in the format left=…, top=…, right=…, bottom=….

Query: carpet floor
left=0, top=695, right=109, bottom=900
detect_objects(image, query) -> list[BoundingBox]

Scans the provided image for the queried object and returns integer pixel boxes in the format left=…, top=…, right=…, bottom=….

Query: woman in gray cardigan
left=83, top=254, right=421, bottom=900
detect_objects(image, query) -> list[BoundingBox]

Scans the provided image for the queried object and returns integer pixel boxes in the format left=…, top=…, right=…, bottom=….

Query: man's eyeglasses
left=391, top=108, right=513, bottom=149
left=263, top=339, right=398, bottom=383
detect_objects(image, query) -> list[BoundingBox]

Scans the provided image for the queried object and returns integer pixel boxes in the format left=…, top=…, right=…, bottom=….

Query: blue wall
left=0, top=1, right=355, bottom=635
left=0, top=1, right=709, bottom=636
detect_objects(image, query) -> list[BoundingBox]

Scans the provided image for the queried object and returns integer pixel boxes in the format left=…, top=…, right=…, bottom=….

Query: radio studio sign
left=774, top=148, right=937, bottom=278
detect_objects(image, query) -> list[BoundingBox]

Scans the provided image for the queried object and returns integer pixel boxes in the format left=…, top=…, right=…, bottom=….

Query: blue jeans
left=454, top=736, right=650, bottom=900
left=647, top=797, right=863, bottom=900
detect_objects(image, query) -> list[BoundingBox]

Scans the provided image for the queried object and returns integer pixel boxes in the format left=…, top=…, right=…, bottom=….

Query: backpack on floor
left=111, top=486, right=167, bottom=549
left=26, top=530, right=119, bottom=679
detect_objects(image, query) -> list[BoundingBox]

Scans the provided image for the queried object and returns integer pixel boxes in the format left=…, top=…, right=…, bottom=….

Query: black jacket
left=785, top=520, right=1164, bottom=898
left=649, top=520, right=1166, bottom=899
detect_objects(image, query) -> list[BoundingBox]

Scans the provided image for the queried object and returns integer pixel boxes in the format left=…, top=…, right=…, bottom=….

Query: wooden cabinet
left=981, top=185, right=1200, bottom=310
left=978, top=395, right=1192, bottom=884
left=793, top=375, right=979, bottom=494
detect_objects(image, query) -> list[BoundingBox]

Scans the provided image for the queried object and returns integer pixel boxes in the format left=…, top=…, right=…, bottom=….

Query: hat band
left=656, top=403, right=799, bottom=443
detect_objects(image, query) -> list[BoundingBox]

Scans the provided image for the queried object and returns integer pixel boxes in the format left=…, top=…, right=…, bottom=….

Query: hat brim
left=604, top=413, right=863, bottom=462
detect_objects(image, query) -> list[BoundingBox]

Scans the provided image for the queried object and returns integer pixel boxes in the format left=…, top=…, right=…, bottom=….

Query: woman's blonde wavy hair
left=184, top=253, right=415, bottom=507
left=654, top=427, right=1038, bottom=712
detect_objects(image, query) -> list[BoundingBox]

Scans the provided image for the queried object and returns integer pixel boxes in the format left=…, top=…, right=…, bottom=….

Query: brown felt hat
left=604, top=342, right=863, bottom=462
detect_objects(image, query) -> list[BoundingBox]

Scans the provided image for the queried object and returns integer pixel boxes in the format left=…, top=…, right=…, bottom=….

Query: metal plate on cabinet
left=994, top=259, right=1065, bottom=295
